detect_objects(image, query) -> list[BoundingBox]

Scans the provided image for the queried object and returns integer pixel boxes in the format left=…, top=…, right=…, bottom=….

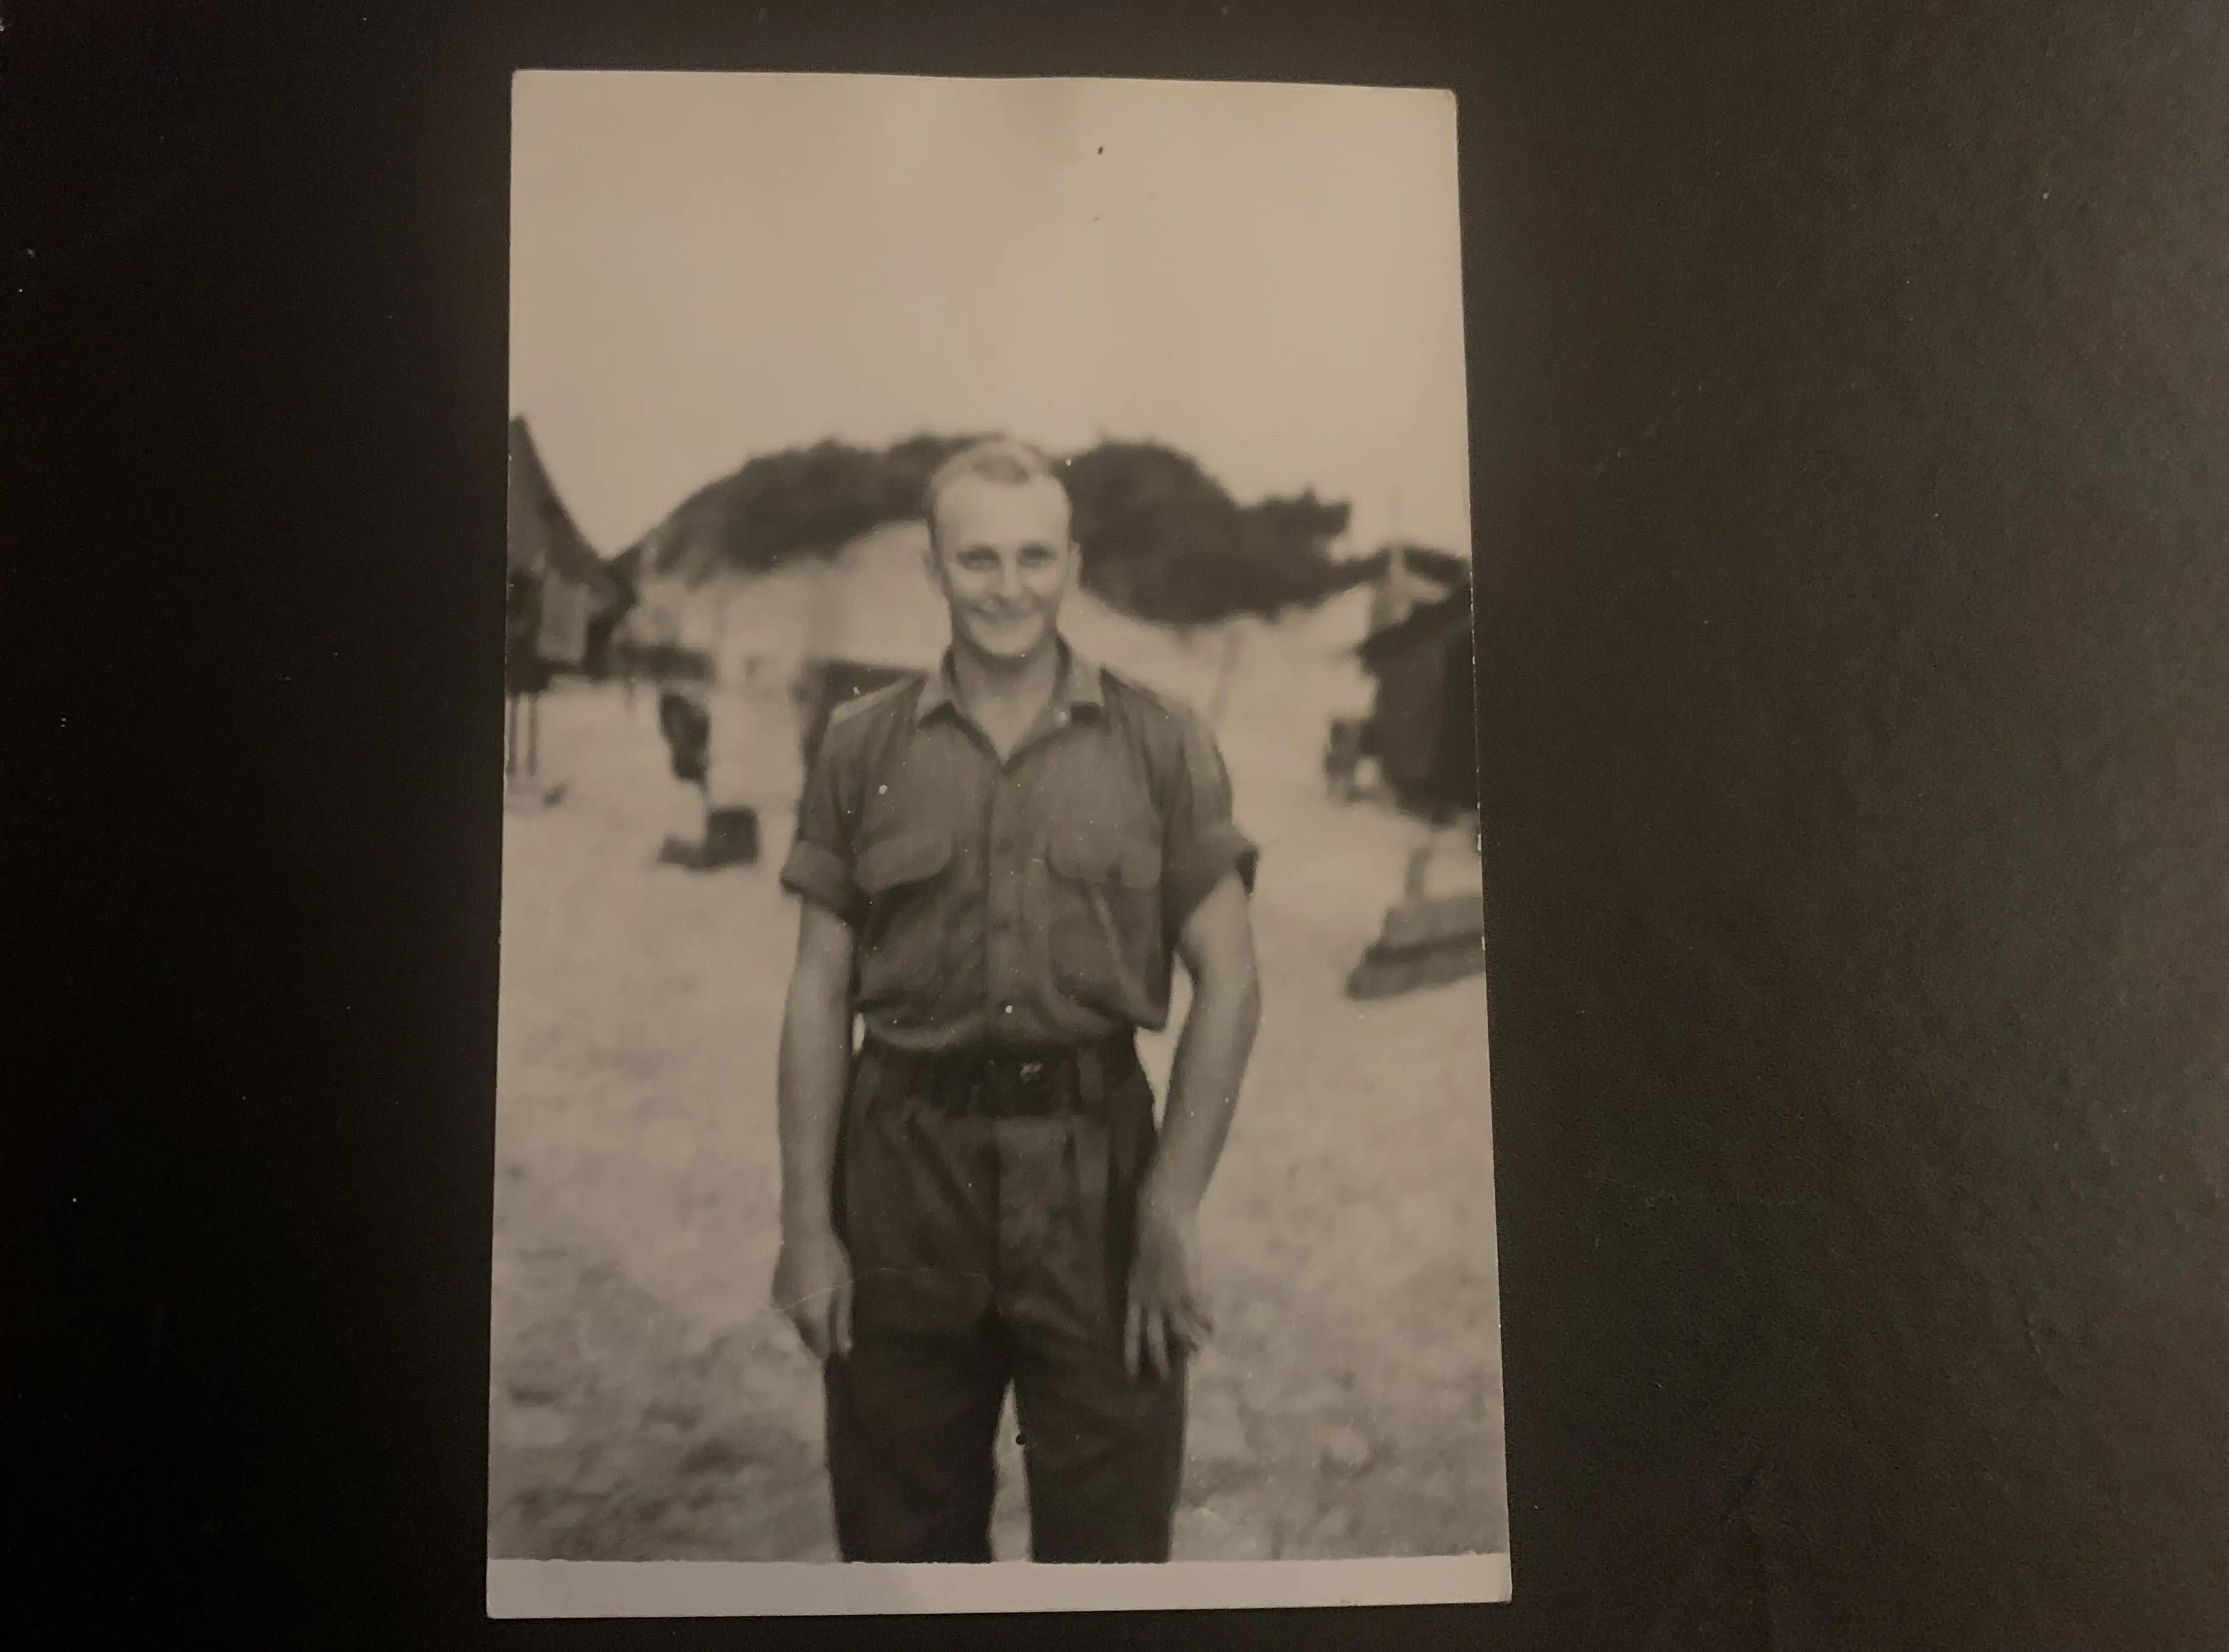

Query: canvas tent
left=1364, top=541, right=1460, bottom=637
left=782, top=521, right=942, bottom=779
left=1344, top=568, right=1486, bottom=1000
left=1355, top=572, right=1479, bottom=820
left=783, top=519, right=1251, bottom=777
left=506, top=416, right=632, bottom=684
left=505, top=417, right=633, bottom=795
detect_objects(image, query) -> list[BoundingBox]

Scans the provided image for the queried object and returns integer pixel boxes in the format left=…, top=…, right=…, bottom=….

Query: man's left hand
left=1123, top=1187, right=1213, bottom=1382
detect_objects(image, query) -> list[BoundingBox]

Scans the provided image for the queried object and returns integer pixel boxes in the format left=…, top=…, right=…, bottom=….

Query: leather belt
left=865, top=1034, right=1133, bottom=1120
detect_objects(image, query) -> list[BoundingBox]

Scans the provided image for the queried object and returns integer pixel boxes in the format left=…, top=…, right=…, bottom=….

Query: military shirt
left=780, top=642, right=1259, bottom=1053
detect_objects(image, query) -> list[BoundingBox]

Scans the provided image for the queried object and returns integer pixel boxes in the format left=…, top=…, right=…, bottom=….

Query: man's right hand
left=771, top=1226, right=855, bottom=1362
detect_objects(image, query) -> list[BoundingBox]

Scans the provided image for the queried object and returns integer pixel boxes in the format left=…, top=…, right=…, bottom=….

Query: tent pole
left=527, top=691, right=539, bottom=778
left=1208, top=626, right=1241, bottom=730
left=505, top=693, right=519, bottom=778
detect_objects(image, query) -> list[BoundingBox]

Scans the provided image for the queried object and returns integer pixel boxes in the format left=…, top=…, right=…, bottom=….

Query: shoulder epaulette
left=823, top=671, right=926, bottom=733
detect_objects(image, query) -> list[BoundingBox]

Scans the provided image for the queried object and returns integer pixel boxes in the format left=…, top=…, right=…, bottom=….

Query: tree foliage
left=1061, top=441, right=1358, bottom=623
left=635, top=432, right=1386, bottom=623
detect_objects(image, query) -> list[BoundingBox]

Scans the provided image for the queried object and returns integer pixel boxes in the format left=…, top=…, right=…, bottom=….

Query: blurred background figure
left=655, top=687, right=759, bottom=870
left=657, top=688, right=711, bottom=792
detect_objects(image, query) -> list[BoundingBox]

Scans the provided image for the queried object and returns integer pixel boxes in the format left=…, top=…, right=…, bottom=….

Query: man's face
left=926, top=473, right=1078, bottom=664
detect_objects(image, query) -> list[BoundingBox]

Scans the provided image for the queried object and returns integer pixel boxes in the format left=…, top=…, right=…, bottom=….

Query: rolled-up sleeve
left=1161, top=707, right=1259, bottom=931
left=780, top=730, right=868, bottom=929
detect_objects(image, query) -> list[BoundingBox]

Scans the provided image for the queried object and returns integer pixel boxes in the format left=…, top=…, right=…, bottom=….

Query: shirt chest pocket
left=854, top=829, right=955, bottom=1017
left=1043, top=826, right=1165, bottom=1022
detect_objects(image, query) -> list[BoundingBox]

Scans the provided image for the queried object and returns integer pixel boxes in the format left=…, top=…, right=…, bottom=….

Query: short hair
left=923, top=438, right=1070, bottom=543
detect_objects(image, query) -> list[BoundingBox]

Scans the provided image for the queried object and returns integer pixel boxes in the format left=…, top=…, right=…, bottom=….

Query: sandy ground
left=488, top=602, right=1507, bottom=1563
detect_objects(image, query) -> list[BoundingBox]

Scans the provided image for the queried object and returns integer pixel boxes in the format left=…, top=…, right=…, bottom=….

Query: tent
left=505, top=417, right=633, bottom=792
left=782, top=519, right=1242, bottom=779
left=1354, top=574, right=1480, bottom=821
left=1364, top=541, right=1461, bottom=637
left=1344, top=569, right=1485, bottom=1000
left=506, top=416, right=632, bottom=684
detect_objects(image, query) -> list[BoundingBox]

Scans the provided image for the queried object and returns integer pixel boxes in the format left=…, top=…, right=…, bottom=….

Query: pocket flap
left=856, top=830, right=951, bottom=893
left=1047, top=828, right=1162, bottom=890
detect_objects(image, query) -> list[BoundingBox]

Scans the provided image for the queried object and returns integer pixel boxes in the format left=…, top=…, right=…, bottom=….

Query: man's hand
left=1123, top=867, right=1257, bottom=1383
left=1123, top=1186, right=1213, bottom=1382
left=772, top=1225, right=855, bottom=1362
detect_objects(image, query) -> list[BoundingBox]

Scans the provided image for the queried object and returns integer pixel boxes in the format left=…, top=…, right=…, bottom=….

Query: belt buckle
left=978, top=1055, right=1050, bottom=1119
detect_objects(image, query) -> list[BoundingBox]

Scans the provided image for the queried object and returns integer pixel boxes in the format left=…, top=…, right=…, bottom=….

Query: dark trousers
left=824, top=1038, right=1187, bottom=1562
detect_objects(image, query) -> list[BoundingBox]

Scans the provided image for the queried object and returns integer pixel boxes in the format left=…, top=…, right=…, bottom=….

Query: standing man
left=772, top=438, right=1262, bottom=1563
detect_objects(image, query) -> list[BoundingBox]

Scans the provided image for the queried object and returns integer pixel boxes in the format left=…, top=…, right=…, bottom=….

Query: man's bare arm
left=1125, top=870, right=1261, bottom=1378
left=1155, top=871, right=1262, bottom=1214
left=771, top=900, right=859, bottom=1360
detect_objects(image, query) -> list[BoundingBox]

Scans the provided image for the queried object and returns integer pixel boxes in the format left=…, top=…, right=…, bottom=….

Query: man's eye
left=1020, top=544, right=1054, bottom=564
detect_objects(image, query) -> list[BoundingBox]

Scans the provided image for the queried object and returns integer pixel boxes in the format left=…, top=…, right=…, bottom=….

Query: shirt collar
left=915, top=637, right=1105, bottom=726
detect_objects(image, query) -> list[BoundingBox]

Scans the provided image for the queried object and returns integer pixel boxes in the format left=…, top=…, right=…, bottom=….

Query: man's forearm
left=776, top=988, right=852, bottom=1236
left=1148, top=967, right=1261, bottom=1216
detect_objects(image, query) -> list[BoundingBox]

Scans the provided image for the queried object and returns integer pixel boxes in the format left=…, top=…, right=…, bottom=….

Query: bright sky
left=510, top=72, right=1473, bottom=558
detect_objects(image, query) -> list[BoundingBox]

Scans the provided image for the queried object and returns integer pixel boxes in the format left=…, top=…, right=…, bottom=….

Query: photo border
left=487, top=1554, right=1511, bottom=1617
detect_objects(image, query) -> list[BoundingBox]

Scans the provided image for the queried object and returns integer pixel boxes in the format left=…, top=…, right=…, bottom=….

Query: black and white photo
left=489, top=70, right=1505, bottom=1615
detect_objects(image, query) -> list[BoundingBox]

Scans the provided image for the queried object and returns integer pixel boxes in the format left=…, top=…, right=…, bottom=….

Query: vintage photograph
left=489, top=71, right=1505, bottom=1615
